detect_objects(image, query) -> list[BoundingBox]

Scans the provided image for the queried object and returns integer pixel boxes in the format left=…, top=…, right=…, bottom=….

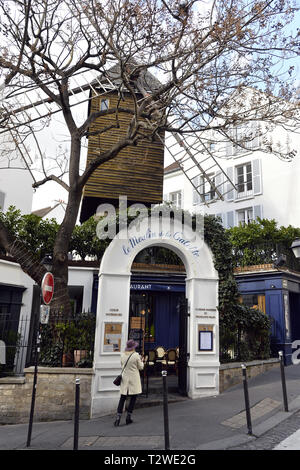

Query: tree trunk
left=50, top=137, right=83, bottom=316
left=0, top=222, right=47, bottom=285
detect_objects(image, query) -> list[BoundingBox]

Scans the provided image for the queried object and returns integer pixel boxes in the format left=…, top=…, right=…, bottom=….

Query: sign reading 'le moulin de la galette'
left=122, top=228, right=202, bottom=257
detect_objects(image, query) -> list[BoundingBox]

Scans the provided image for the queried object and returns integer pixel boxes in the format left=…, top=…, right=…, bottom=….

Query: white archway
left=91, top=220, right=219, bottom=417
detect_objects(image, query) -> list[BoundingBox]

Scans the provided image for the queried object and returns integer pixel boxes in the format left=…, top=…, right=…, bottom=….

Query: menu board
left=130, top=316, right=145, bottom=330
left=198, top=325, right=214, bottom=351
left=103, top=323, right=122, bottom=352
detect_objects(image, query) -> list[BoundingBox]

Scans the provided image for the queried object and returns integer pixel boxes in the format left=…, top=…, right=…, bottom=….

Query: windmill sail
left=0, top=69, right=236, bottom=204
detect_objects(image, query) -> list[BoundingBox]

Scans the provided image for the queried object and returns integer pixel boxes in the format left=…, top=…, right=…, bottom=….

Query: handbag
left=113, top=352, right=134, bottom=386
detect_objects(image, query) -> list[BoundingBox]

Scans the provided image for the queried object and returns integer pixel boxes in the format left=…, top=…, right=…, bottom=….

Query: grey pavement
left=1, top=364, right=300, bottom=451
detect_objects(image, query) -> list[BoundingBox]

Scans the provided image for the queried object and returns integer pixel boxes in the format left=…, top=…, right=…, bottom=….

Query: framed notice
left=103, top=323, right=122, bottom=352
left=198, top=325, right=214, bottom=352
left=130, top=316, right=145, bottom=330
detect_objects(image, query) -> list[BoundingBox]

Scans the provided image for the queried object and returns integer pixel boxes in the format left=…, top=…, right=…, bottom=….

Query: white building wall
left=0, top=168, right=33, bottom=214
left=68, top=266, right=97, bottom=312
left=0, top=132, right=33, bottom=215
left=163, top=138, right=300, bottom=229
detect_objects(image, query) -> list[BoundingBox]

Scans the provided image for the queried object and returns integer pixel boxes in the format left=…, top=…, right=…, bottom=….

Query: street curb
left=196, top=394, right=300, bottom=450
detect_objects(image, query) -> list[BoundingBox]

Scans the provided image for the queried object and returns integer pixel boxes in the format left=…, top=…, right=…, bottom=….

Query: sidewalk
left=0, top=364, right=300, bottom=450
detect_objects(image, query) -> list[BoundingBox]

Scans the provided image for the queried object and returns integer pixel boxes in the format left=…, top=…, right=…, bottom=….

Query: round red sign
left=41, top=272, right=54, bottom=305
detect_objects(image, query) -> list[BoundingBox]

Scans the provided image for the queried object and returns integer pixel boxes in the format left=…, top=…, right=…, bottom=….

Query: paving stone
left=60, top=434, right=163, bottom=449
left=230, top=410, right=300, bottom=450
left=221, top=397, right=281, bottom=429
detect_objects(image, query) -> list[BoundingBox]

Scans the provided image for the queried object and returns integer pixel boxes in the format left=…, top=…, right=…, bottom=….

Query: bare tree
left=0, top=0, right=299, bottom=313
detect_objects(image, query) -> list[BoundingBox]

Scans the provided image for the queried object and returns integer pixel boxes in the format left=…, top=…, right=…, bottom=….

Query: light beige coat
left=120, top=351, right=144, bottom=396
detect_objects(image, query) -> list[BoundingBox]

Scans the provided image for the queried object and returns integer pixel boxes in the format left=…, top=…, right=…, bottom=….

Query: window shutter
left=214, top=171, right=223, bottom=196
left=226, top=211, right=235, bottom=228
left=192, top=176, right=201, bottom=204
left=0, top=191, right=5, bottom=210
left=252, top=159, right=262, bottom=195
left=226, top=167, right=234, bottom=200
left=253, top=205, right=263, bottom=221
left=216, top=213, right=225, bottom=227
left=252, top=122, right=260, bottom=149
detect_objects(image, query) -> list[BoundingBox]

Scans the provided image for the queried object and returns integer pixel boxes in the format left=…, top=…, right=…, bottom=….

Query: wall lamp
left=291, top=238, right=300, bottom=259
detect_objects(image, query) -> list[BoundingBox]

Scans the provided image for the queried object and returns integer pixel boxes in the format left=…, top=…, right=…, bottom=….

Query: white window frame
left=236, top=162, right=253, bottom=199
left=227, top=123, right=261, bottom=157
left=237, top=207, right=254, bottom=226
left=169, top=190, right=182, bottom=208
left=192, top=174, right=216, bottom=205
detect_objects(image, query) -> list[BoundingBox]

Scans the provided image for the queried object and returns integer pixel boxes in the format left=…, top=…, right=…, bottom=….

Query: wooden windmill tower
left=80, top=64, right=165, bottom=222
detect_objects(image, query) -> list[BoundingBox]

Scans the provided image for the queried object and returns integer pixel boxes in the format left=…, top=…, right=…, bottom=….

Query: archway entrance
left=90, top=221, right=219, bottom=417
left=128, top=247, right=187, bottom=395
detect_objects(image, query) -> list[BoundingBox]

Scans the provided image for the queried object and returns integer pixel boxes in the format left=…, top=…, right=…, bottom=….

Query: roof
left=31, top=201, right=65, bottom=219
left=94, top=62, right=162, bottom=94
left=164, top=161, right=181, bottom=175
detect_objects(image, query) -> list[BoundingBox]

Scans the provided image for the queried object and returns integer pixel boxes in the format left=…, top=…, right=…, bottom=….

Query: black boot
left=126, top=413, right=133, bottom=425
left=114, top=414, right=121, bottom=426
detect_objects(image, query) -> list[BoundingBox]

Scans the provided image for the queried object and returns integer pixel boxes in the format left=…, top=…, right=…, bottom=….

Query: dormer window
left=100, top=98, right=109, bottom=111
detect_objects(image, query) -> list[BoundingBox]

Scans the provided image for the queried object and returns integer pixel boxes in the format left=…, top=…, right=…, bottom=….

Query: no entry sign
left=41, top=272, right=54, bottom=305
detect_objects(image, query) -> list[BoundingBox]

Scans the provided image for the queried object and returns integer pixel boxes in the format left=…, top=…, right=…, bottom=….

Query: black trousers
left=117, top=394, right=137, bottom=414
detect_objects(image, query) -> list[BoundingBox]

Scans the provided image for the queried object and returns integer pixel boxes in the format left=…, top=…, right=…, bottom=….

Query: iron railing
left=38, top=312, right=96, bottom=368
left=232, top=242, right=300, bottom=272
left=0, top=311, right=96, bottom=376
left=0, top=314, right=33, bottom=376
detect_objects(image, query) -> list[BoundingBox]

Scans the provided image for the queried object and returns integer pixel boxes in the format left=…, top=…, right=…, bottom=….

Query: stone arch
left=91, top=221, right=219, bottom=417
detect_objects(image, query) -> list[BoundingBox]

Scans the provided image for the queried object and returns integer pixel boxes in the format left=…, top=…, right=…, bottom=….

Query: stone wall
left=0, top=367, right=93, bottom=424
left=0, top=360, right=280, bottom=424
left=219, top=358, right=280, bottom=393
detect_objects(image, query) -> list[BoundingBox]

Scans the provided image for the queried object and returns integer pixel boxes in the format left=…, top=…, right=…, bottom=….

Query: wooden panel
left=83, top=92, right=164, bottom=203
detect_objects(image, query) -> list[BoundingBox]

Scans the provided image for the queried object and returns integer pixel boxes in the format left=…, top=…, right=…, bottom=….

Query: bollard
left=26, top=331, right=41, bottom=448
left=279, top=351, right=289, bottom=412
left=241, top=364, right=252, bottom=435
left=161, top=370, right=170, bottom=450
left=73, top=378, right=80, bottom=451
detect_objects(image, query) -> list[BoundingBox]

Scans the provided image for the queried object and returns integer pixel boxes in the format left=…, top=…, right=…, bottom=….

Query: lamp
left=291, top=238, right=300, bottom=259
left=42, top=253, right=53, bottom=272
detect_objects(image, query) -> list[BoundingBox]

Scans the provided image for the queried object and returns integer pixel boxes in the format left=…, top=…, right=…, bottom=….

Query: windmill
left=0, top=67, right=236, bottom=207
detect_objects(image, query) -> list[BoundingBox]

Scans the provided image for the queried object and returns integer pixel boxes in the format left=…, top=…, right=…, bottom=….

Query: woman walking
left=114, top=339, right=144, bottom=426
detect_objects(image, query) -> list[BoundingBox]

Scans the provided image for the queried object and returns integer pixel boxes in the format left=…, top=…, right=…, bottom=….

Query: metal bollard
left=279, top=351, right=289, bottom=412
left=241, top=364, right=252, bottom=435
left=161, top=370, right=170, bottom=450
left=26, top=331, right=41, bottom=448
left=73, top=378, right=80, bottom=451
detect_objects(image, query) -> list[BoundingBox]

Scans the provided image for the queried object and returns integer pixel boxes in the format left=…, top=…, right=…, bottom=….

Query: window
left=169, top=191, right=182, bottom=208
left=192, top=175, right=215, bottom=204
left=237, top=207, right=253, bottom=226
left=226, top=123, right=260, bottom=157
left=240, top=294, right=266, bottom=313
left=208, top=141, right=216, bottom=152
left=100, top=98, right=109, bottom=111
left=236, top=163, right=252, bottom=198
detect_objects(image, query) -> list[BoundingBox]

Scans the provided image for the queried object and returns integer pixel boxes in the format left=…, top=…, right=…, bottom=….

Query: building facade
left=163, top=102, right=300, bottom=229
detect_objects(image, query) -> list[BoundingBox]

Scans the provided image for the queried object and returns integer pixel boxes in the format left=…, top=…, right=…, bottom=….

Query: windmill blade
left=0, top=67, right=236, bottom=205
left=163, top=129, right=236, bottom=206
left=0, top=68, right=118, bottom=135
